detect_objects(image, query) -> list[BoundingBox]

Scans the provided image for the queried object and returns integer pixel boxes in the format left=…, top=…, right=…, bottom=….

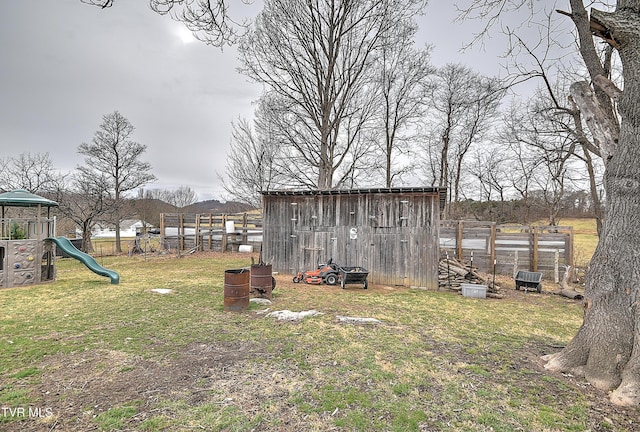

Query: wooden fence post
left=490, top=222, right=496, bottom=272
left=195, top=214, right=201, bottom=251
left=531, top=226, right=539, bottom=271
left=221, top=215, right=228, bottom=252
left=179, top=213, right=185, bottom=251
left=457, top=221, right=463, bottom=261
left=568, top=226, right=575, bottom=281
left=242, top=213, right=248, bottom=244
left=160, top=213, right=165, bottom=249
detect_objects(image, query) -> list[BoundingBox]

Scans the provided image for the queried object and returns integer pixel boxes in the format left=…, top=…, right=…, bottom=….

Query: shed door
left=372, top=233, right=407, bottom=286
left=298, top=231, right=334, bottom=272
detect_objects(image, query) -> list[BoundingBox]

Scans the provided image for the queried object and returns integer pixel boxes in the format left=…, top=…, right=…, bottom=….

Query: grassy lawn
left=1, top=250, right=637, bottom=431
left=560, top=218, right=599, bottom=268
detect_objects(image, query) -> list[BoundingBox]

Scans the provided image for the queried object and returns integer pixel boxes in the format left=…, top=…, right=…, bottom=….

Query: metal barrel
left=250, top=264, right=273, bottom=299
left=224, top=268, right=250, bottom=312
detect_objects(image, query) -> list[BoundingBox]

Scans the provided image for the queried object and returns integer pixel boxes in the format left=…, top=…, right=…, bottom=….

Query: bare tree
left=81, top=0, right=253, bottom=47
left=466, top=146, right=510, bottom=202
left=502, top=90, right=587, bottom=226
left=78, top=111, right=156, bottom=253
left=222, top=113, right=284, bottom=207
left=54, top=172, right=115, bottom=253
left=451, top=78, right=504, bottom=205
left=237, top=0, right=426, bottom=190
left=498, top=11, right=608, bottom=234
left=417, top=128, right=442, bottom=188
left=529, top=139, right=573, bottom=227
left=373, top=21, right=434, bottom=187
left=220, top=92, right=295, bottom=206
left=460, top=0, right=640, bottom=406
left=0, top=152, right=66, bottom=194
left=421, top=63, right=504, bottom=217
left=166, top=185, right=198, bottom=208
left=137, top=187, right=195, bottom=206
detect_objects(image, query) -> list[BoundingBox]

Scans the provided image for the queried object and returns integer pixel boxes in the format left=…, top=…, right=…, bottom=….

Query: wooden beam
left=221, top=214, right=228, bottom=252
left=531, top=227, right=539, bottom=272
left=457, top=220, right=463, bottom=261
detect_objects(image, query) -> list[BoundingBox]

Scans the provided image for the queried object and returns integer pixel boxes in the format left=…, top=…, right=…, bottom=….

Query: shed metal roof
left=261, top=187, right=446, bottom=209
left=261, top=187, right=442, bottom=196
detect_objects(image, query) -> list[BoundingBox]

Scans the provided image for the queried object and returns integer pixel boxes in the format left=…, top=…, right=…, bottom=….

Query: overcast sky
left=0, top=1, right=513, bottom=201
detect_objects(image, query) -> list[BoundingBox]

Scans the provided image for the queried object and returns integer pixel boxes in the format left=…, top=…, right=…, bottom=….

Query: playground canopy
left=0, top=189, right=59, bottom=217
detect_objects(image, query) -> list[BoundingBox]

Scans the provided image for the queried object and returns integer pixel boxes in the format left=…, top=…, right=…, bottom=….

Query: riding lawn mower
left=292, top=258, right=340, bottom=285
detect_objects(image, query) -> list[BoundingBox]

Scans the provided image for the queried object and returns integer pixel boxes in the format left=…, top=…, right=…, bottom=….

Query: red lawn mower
left=292, top=258, right=340, bottom=285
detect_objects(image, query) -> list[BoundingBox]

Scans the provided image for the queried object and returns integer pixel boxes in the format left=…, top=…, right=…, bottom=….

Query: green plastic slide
left=48, top=237, right=120, bottom=284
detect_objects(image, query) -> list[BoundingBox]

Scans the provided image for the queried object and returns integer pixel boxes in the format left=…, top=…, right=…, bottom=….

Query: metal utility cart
left=339, top=266, right=369, bottom=289
left=515, top=270, right=543, bottom=293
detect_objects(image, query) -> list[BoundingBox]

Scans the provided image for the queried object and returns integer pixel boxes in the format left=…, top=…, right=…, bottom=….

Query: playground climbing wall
left=0, top=239, right=55, bottom=288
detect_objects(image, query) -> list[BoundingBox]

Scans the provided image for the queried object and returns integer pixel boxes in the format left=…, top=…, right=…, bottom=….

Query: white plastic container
left=238, top=244, right=253, bottom=253
left=225, top=220, right=236, bottom=233
left=461, top=283, right=487, bottom=299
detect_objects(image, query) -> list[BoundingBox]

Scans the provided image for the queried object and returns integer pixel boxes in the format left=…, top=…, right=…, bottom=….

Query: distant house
left=86, top=220, right=153, bottom=238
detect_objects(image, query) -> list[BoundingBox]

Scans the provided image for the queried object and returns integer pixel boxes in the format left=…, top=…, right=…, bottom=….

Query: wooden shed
left=261, top=187, right=444, bottom=289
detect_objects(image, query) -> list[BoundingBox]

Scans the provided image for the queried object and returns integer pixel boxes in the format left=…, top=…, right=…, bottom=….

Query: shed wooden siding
left=262, top=188, right=442, bottom=289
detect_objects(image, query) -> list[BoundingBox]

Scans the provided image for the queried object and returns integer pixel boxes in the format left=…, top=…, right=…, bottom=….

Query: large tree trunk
left=81, top=223, right=94, bottom=253
left=581, top=144, right=604, bottom=234
left=115, top=220, right=122, bottom=254
left=544, top=6, right=640, bottom=406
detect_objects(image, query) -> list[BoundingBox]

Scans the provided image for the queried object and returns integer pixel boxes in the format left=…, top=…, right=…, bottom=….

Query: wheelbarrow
left=515, top=270, right=543, bottom=293
left=339, top=266, right=369, bottom=289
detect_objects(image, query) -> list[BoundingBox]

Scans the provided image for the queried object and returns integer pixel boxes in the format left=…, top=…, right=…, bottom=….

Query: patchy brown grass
left=1, top=251, right=638, bottom=431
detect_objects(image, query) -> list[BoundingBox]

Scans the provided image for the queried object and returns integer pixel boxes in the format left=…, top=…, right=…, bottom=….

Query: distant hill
left=129, top=198, right=179, bottom=227
left=133, top=198, right=178, bottom=214
left=181, top=199, right=257, bottom=214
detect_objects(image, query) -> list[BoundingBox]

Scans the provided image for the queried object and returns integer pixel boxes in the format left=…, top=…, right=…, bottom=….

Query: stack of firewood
left=439, top=257, right=502, bottom=297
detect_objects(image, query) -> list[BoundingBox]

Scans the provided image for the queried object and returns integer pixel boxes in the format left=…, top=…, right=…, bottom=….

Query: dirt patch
left=16, top=337, right=638, bottom=432
left=17, top=341, right=303, bottom=431
left=12, top=316, right=342, bottom=432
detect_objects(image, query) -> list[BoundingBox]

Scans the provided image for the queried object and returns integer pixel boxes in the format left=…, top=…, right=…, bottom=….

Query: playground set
left=0, top=189, right=119, bottom=288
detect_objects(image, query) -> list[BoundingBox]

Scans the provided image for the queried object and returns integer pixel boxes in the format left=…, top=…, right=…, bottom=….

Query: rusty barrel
left=251, top=264, right=274, bottom=299
left=224, top=268, right=250, bottom=312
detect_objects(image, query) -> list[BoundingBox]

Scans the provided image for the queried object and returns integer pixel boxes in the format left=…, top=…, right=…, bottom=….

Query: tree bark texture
left=544, top=4, right=640, bottom=406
